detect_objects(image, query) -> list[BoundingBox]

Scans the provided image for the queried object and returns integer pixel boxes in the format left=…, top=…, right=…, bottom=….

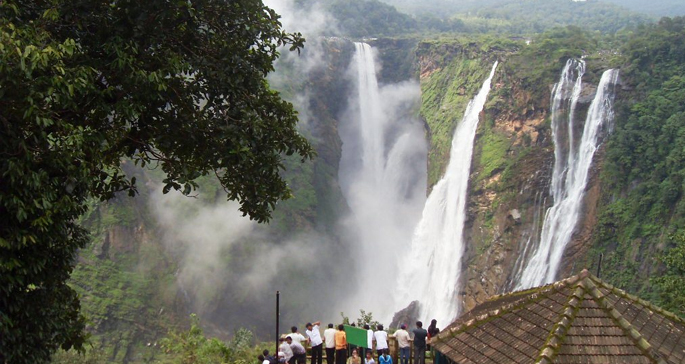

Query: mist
left=143, top=0, right=430, bottom=336
left=337, top=43, right=427, bottom=323
left=140, top=0, right=354, bottom=338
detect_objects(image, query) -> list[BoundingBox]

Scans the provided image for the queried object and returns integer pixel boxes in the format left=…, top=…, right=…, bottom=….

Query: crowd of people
left=260, top=320, right=441, bottom=364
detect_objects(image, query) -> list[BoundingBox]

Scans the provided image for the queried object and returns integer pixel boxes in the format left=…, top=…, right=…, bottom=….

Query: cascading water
left=338, top=43, right=427, bottom=321
left=395, top=62, right=499, bottom=325
left=515, top=63, right=620, bottom=290
left=507, top=191, right=546, bottom=291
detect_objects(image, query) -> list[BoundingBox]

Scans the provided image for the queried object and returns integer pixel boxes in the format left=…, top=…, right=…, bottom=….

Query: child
left=364, top=350, right=375, bottom=364
left=347, top=348, right=361, bottom=364
left=378, top=350, right=392, bottom=364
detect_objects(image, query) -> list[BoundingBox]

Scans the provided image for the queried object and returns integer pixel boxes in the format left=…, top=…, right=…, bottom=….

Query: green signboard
left=344, top=325, right=368, bottom=348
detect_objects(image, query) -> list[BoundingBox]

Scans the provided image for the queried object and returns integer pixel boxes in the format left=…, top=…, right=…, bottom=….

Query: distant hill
left=602, top=0, right=685, bottom=17
left=460, top=0, right=651, bottom=35
left=299, top=0, right=650, bottom=37
left=380, top=0, right=685, bottom=17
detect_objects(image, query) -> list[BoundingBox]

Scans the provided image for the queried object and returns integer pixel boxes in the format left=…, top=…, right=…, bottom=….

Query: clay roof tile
left=432, top=271, right=685, bottom=364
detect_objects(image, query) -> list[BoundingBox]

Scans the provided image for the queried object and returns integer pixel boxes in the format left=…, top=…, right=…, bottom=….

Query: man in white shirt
left=372, top=324, right=388, bottom=356
left=364, top=324, right=373, bottom=359
left=288, top=335, right=307, bottom=364
left=290, top=326, right=307, bottom=345
left=323, top=323, right=336, bottom=364
left=280, top=337, right=294, bottom=364
left=394, top=324, right=410, bottom=364
left=306, top=321, right=324, bottom=364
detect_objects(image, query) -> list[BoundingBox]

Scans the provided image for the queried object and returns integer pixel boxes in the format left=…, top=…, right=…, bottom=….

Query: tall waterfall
left=339, top=43, right=427, bottom=320
left=395, top=62, right=499, bottom=324
left=515, top=62, right=620, bottom=289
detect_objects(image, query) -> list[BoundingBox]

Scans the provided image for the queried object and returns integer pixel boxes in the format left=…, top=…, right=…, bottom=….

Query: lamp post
left=276, top=290, right=280, bottom=355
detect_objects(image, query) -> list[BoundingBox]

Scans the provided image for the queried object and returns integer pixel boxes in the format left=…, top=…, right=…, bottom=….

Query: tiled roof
left=431, top=269, right=685, bottom=364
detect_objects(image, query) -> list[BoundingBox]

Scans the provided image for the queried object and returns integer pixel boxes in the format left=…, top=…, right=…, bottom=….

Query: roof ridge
left=534, top=281, right=586, bottom=364
left=433, top=275, right=579, bottom=344
left=584, top=277, right=663, bottom=364
left=487, top=271, right=585, bottom=302
left=587, top=273, right=685, bottom=327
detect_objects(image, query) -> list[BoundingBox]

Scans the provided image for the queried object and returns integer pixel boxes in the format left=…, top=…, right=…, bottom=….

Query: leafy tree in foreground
left=0, top=0, right=312, bottom=362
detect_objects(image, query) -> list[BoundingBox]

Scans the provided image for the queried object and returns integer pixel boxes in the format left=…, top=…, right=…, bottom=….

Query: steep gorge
left=64, top=21, right=685, bottom=361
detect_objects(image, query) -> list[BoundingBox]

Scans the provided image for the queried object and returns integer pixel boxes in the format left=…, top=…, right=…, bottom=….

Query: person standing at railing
left=364, top=324, right=374, bottom=359
left=306, top=321, right=324, bottom=364
left=411, top=322, right=427, bottom=364
left=280, top=337, right=294, bottom=364
left=426, top=320, right=439, bottom=350
left=335, top=324, right=348, bottom=364
left=290, top=326, right=307, bottom=346
left=427, top=319, right=440, bottom=364
left=373, top=324, right=388, bottom=357
left=394, top=324, right=410, bottom=364
left=288, top=336, right=307, bottom=364
left=324, top=323, right=337, bottom=364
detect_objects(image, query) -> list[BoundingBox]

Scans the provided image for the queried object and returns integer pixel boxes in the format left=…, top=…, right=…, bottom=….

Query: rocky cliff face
left=412, top=38, right=617, bottom=314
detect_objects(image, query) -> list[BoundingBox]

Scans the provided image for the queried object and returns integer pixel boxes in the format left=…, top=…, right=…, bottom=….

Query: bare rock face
left=390, top=301, right=420, bottom=329
left=459, top=71, right=556, bottom=315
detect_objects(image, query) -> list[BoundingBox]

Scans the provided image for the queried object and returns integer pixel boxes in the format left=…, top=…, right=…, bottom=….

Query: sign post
left=276, top=291, right=280, bottom=355
left=344, top=325, right=369, bottom=348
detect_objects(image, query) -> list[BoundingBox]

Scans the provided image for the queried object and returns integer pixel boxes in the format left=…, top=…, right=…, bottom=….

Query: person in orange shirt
left=334, top=324, right=347, bottom=364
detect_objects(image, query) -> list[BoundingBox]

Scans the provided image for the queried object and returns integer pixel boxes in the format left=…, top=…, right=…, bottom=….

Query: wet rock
left=390, top=300, right=420, bottom=329
left=509, top=209, right=522, bottom=224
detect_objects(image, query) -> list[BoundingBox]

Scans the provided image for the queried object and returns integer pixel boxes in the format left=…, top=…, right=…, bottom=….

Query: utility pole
left=596, top=253, right=603, bottom=278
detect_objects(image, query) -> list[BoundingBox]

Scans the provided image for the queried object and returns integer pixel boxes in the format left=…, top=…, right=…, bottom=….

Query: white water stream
left=339, top=43, right=427, bottom=321
left=394, top=62, right=499, bottom=324
left=515, top=63, right=619, bottom=289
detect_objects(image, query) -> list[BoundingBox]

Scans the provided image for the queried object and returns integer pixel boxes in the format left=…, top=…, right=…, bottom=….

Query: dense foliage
left=0, top=0, right=312, bottom=362
left=304, top=0, right=650, bottom=38
left=463, top=0, right=649, bottom=35
left=653, top=234, right=685, bottom=315
left=382, top=0, right=684, bottom=18
left=504, top=26, right=604, bottom=103
left=594, top=17, right=685, bottom=316
left=603, top=0, right=685, bottom=17
left=160, top=315, right=259, bottom=364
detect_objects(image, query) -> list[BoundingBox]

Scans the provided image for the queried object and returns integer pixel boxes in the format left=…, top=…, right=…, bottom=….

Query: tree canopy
left=0, top=0, right=312, bottom=362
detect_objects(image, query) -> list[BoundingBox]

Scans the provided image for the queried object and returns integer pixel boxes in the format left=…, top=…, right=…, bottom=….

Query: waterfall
left=515, top=64, right=620, bottom=290
left=354, top=43, right=385, bottom=184
left=338, top=43, right=427, bottom=321
left=395, top=62, right=499, bottom=324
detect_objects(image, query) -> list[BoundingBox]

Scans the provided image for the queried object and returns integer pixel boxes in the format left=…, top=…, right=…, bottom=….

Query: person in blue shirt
left=378, top=350, right=392, bottom=364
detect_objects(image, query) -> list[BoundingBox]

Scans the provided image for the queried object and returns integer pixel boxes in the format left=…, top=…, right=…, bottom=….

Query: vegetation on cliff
left=416, top=36, right=517, bottom=186
left=592, top=17, right=685, bottom=316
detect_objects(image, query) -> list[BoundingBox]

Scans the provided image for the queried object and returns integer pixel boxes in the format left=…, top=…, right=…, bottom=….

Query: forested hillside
left=381, top=0, right=685, bottom=17
left=295, top=0, right=649, bottom=36
left=589, top=17, right=685, bottom=313
left=603, top=0, right=685, bottom=16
